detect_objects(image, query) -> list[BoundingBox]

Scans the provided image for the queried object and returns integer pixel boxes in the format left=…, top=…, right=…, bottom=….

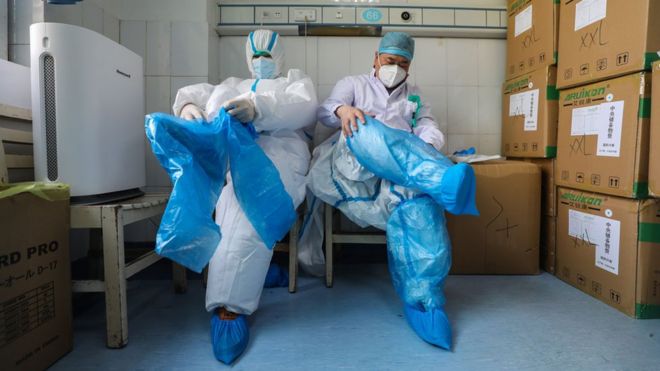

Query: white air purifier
left=30, top=22, right=145, bottom=202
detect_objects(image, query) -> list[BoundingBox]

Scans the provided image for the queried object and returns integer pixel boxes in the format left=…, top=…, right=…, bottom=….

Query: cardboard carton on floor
left=650, top=61, right=660, bottom=197
left=556, top=187, right=660, bottom=318
left=0, top=183, right=72, bottom=371
left=556, top=72, right=651, bottom=198
left=448, top=160, right=541, bottom=275
left=541, top=216, right=556, bottom=274
left=515, top=158, right=556, bottom=216
left=557, top=0, right=660, bottom=89
left=506, top=0, right=559, bottom=80
left=502, top=66, right=559, bottom=158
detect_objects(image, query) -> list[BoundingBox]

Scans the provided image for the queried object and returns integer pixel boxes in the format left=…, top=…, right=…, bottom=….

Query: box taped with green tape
left=557, top=187, right=660, bottom=319
left=556, top=72, right=651, bottom=199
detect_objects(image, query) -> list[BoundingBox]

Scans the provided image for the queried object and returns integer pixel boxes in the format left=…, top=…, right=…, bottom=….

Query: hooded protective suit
left=172, top=30, right=317, bottom=315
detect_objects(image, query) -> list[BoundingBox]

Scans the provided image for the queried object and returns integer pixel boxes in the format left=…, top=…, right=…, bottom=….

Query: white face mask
left=252, top=57, right=277, bottom=79
left=377, top=59, right=407, bottom=88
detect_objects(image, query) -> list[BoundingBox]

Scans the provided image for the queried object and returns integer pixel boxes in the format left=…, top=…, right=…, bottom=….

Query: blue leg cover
left=386, top=197, right=451, bottom=310
left=404, top=304, right=452, bottom=350
left=387, top=197, right=452, bottom=349
left=210, top=314, right=249, bottom=364
left=144, top=111, right=296, bottom=272
left=346, top=116, right=478, bottom=216
left=263, top=263, right=289, bottom=288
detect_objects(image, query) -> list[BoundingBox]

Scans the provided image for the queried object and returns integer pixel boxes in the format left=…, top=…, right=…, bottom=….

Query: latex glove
left=335, top=105, right=372, bottom=137
left=223, top=96, right=256, bottom=123
left=179, top=103, right=207, bottom=121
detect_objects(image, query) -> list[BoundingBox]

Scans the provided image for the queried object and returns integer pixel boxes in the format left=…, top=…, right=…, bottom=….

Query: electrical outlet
left=261, top=10, right=283, bottom=20
left=256, top=7, right=288, bottom=23
left=293, top=9, right=317, bottom=22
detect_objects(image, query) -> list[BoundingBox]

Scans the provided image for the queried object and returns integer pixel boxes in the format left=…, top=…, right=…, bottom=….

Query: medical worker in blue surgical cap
left=172, top=29, right=317, bottom=364
left=309, top=32, right=452, bottom=349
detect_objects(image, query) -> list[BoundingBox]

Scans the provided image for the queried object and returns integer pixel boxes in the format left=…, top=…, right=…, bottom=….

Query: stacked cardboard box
left=556, top=188, right=660, bottom=318
left=0, top=183, right=73, bottom=370
left=553, top=0, right=660, bottom=318
left=502, top=0, right=560, bottom=273
left=447, top=161, right=541, bottom=275
left=650, top=61, right=660, bottom=197
left=518, top=158, right=557, bottom=273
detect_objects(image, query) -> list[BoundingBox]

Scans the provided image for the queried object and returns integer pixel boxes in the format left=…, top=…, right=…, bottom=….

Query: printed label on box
left=571, top=105, right=601, bottom=136
left=509, top=89, right=539, bottom=131
left=596, top=100, right=623, bottom=157
left=568, top=209, right=620, bottom=275
left=570, top=101, right=624, bottom=157
left=515, top=5, right=533, bottom=37
left=575, top=0, right=607, bottom=31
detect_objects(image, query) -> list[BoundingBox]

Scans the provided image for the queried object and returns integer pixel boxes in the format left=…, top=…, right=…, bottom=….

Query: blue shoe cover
left=264, top=263, right=289, bottom=288
left=439, top=162, right=478, bottom=216
left=210, top=314, right=249, bottom=364
left=403, top=304, right=452, bottom=350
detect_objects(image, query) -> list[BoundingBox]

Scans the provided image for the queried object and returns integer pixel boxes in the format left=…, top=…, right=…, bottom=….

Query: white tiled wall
left=218, top=36, right=506, bottom=155
left=120, top=19, right=214, bottom=188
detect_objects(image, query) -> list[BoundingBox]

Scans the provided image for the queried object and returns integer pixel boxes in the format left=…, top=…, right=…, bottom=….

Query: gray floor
left=52, top=265, right=659, bottom=370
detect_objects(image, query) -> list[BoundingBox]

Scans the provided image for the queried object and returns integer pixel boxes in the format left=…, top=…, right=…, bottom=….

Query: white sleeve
left=252, top=69, right=318, bottom=132
left=172, top=83, right=214, bottom=116
left=172, top=77, right=244, bottom=117
left=410, top=87, right=445, bottom=152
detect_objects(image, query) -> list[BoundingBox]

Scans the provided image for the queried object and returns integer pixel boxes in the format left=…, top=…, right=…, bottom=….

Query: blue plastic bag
left=346, top=116, right=478, bottom=216
left=144, top=110, right=296, bottom=272
left=226, top=118, right=297, bottom=250
left=386, top=197, right=451, bottom=311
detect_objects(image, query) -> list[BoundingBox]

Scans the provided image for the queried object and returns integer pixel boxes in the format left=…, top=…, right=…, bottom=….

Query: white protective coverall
left=172, top=30, right=317, bottom=314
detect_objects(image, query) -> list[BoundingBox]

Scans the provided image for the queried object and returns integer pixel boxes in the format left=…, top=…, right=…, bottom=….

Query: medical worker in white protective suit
left=172, top=29, right=317, bottom=364
left=307, top=32, right=454, bottom=349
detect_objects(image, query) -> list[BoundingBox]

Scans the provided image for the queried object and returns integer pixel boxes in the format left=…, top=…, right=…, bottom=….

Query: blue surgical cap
left=378, top=32, right=415, bottom=61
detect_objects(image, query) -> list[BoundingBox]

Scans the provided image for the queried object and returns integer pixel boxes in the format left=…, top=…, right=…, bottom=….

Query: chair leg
left=202, top=266, right=208, bottom=289
left=172, top=262, right=187, bottom=294
left=324, top=204, right=334, bottom=288
left=101, top=207, right=128, bottom=348
left=288, top=215, right=301, bottom=293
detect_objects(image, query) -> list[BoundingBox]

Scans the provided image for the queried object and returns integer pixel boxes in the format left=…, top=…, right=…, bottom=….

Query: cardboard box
left=541, top=216, right=556, bottom=274
left=514, top=158, right=557, bottom=216
left=557, top=0, right=660, bottom=89
left=506, top=0, right=559, bottom=80
left=502, top=66, right=559, bottom=158
left=448, top=160, right=541, bottom=275
left=0, top=183, right=72, bottom=371
left=556, top=187, right=660, bottom=318
left=556, top=72, right=651, bottom=198
left=650, top=60, right=660, bottom=197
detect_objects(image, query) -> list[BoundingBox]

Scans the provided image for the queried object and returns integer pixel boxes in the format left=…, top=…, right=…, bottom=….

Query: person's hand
left=335, top=105, right=370, bottom=137
left=223, top=96, right=256, bottom=123
left=179, top=103, right=207, bottom=121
